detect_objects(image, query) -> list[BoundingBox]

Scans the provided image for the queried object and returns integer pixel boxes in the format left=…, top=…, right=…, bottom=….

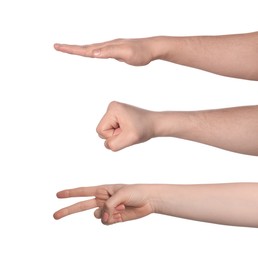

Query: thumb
left=93, top=45, right=125, bottom=61
left=105, top=131, right=136, bottom=151
left=102, top=189, right=128, bottom=225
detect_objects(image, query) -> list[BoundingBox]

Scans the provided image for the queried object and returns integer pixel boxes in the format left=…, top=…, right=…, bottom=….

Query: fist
left=96, top=101, right=155, bottom=151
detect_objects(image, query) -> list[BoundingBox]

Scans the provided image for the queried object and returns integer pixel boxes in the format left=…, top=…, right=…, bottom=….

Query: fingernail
left=93, top=49, right=101, bottom=56
left=54, top=43, right=60, bottom=49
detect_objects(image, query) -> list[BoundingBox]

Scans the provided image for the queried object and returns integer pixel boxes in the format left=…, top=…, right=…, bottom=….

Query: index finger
left=54, top=43, right=94, bottom=57
left=56, top=186, right=98, bottom=198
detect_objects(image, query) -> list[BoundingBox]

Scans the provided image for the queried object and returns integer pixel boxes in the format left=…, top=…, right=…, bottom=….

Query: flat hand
left=54, top=38, right=156, bottom=66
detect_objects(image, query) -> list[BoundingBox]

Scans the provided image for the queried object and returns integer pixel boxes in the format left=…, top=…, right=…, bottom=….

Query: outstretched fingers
left=54, top=41, right=127, bottom=61
left=56, top=186, right=99, bottom=198
left=54, top=44, right=92, bottom=56
left=53, top=198, right=98, bottom=220
left=54, top=42, right=107, bottom=57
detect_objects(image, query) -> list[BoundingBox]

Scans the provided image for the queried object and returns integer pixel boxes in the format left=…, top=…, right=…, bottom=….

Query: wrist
left=147, top=36, right=178, bottom=61
left=152, top=111, right=201, bottom=140
left=152, top=111, right=178, bottom=137
left=148, top=184, right=176, bottom=215
left=147, top=184, right=164, bottom=214
left=146, top=36, right=172, bottom=61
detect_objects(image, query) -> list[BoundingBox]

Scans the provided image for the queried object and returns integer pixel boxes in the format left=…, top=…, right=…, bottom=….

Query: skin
left=54, top=32, right=258, bottom=80
left=96, top=101, right=258, bottom=156
left=54, top=32, right=258, bottom=227
left=53, top=183, right=258, bottom=228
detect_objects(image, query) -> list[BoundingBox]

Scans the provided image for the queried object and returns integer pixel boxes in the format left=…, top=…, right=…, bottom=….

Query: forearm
left=150, top=183, right=258, bottom=227
left=151, top=32, right=258, bottom=80
left=152, top=105, right=258, bottom=156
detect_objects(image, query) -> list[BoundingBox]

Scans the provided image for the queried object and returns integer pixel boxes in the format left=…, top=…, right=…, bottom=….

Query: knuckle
left=107, top=141, right=119, bottom=152
left=96, top=124, right=101, bottom=134
left=113, top=38, right=124, bottom=42
left=109, top=38, right=124, bottom=45
left=108, top=100, right=120, bottom=109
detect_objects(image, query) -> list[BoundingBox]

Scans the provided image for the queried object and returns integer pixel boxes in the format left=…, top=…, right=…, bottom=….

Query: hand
left=53, top=184, right=154, bottom=225
left=96, top=101, right=155, bottom=151
left=54, top=37, right=159, bottom=66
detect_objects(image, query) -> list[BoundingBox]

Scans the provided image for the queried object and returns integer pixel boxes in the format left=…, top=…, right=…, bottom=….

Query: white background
left=0, top=0, right=258, bottom=259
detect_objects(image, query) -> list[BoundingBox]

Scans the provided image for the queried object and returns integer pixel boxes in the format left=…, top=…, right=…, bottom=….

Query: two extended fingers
left=54, top=186, right=99, bottom=219
left=54, top=186, right=126, bottom=224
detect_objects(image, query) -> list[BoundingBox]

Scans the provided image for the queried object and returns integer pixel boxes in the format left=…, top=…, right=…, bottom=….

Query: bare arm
left=152, top=105, right=258, bottom=156
left=54, top=183, right=258, bottom=228
left=156, top=32, right=258, bottom=80
left=152, top=183, right=258, bottom=228
left=96, top=102, right=258, bottom=156
left=54, top=32, right=258, bottom=80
